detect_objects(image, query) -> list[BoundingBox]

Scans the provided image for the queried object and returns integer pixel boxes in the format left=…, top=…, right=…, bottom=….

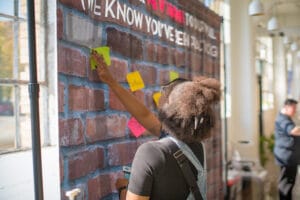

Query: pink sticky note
left=127, top=117, right=146, bottom=138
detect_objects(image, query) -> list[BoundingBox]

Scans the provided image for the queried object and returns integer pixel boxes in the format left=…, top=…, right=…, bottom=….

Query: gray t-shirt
left=128, top=139, right=203, bottom=200
left=274, top=112, right=300, bottom=166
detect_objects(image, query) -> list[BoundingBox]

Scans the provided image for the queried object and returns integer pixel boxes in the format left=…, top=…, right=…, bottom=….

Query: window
left=256, top=37, right=274, bottom=110
left=0, top=0, right=48, bottom=153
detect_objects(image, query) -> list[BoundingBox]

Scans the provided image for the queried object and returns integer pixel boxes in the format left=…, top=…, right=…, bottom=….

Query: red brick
left=146, top=42, right=157, bottom=63
left=107, top=141, right=139, bottom=166
left=68, top=147, right=105, bottom=180
left=107, top=27, right=143, bottom=60
left=58, top=81, right=64, bottom=113
left=87, top=172, right=120, bottom=200
left=60, top=156, right=64, bottom=183
left=203, top=57, right=213, bottom=75
left=59, top=118, right=84, bottom=146
left=59, top=0, right=85, bottom=12
left=132, top=64, right=157, bottom=86
left=86, top=114, right=127, bottom=142
left=87, top=89, right=105, bottom=111
left=190, top=52, right=202, bottom=73
left=174, top=49, right=186, bottom=67
left=88, top=57, right=128, bottom=82
left=108, top=58, right=128, bottom=82
left=57, top=8, right=63, bottom=40
left=207, top=168, right=214, bottom=185
left=58, top=45, right=87, bottom=77
left=159, top=70, right=171, bottom=85
left=109, top=89, right=126, bottom=111
left=157, top=45, right=169, bottom=65
left=68, top=85, right=88, bottom=111
left=206, top=155, right=214, bottom=170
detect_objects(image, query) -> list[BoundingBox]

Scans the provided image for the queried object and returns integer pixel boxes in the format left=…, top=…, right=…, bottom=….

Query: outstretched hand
left=91, top=50, right=116, bottom=85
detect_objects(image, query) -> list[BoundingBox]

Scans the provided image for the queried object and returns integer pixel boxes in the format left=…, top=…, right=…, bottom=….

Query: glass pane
left=19, top=85, right=31, bottom=148
left=0, top=0, right=14, bottom=17
left=19, top=0, right=27, bottom=19
left=0, top=85, right=15, bottom=152
left=0, top=21, right=13, bottom=79
left=19, top=20, right=30, bottom=81
left=0, top=0, right=26, bottom=20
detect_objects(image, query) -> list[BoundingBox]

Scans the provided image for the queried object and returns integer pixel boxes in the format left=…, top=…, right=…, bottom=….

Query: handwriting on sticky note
left=169, top=71, right=179, bottom=81
left=90, top=46, right=111, bottom=70
left=126, top=71, right=145, bottom=92
left=128, top=117, right=146, bottom=138
left=153, top=92, right=161, bottom=107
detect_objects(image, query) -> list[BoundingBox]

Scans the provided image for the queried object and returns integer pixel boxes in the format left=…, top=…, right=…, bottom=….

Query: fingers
left=91, top=50, right=106, bottom=67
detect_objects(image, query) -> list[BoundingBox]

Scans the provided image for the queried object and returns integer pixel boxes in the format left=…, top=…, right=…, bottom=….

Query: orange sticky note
left=90, top=46, right=111, bottom=70
left=126, top=71, right=145, bottom=92
left=153, top=92, right=161, bottom=107
left=127, top=117, right=146, bottom=138
left=169, top=71, right=179, bottom=81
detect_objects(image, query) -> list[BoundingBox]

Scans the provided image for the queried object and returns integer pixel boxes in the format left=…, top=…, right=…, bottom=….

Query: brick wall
left=57, top=0, right=223, bottom=199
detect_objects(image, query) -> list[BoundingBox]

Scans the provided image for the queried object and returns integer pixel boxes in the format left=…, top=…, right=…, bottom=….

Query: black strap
left=163, top=138, right=204, bottom=200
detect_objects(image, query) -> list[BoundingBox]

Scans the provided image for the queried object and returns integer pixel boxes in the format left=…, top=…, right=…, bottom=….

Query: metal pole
left=258, top=60, right=264, bottom=141
left=26, top=0, right=44, bottom=199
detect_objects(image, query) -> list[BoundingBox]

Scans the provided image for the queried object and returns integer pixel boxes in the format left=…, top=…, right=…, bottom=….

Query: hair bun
left=164, top=77, right=221, bottom=119
left=193, top=76, right=221, bottom=91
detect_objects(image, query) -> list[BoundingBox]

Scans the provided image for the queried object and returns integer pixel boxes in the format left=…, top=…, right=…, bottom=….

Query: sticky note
left=169, top=71, right=179, bottom=81
left=127, top=117, right=146, bottom=138
left=153, top=92, right=161, bottom=107
left=126, top=71, right=145, bottom=92
left=90, top=46, right=111, bottom=70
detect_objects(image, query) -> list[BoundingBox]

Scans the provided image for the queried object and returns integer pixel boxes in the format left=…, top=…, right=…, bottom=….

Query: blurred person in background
left=274, top=98, right=300, bottom=200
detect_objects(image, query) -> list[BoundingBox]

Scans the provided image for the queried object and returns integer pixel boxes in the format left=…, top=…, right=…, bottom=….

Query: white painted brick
left=65, top=13, right=102, bottom=48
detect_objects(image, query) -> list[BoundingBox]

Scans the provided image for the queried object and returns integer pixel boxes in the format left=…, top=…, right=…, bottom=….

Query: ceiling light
left=249, top=0, right=264, bottom=16
left=291, top=42, right=298, bottom=51
left=283, top=36, right=291, bottom=44
left=267, top=16, right=279, bottom=31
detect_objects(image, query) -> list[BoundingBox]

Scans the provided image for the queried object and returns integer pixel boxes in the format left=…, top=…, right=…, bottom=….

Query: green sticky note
left=90, top=46, right=111, bottom=70
left=169, top=71, right=179, bottom=81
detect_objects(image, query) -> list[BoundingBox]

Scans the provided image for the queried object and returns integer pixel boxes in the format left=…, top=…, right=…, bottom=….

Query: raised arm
left=91, top=50, right=161, bottom=137
left=290, top=126, right=300, bottom=136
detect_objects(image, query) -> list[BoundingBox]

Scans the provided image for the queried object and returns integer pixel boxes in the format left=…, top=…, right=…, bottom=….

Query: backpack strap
left=163, top=138, right=204, bottom=200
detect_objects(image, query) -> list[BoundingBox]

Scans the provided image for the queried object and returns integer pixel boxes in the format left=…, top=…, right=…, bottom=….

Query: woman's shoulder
left=137, top=139, right=170, bottom=155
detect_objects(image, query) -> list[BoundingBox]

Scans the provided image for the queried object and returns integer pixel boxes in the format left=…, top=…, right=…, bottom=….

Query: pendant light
left=267, top=16, right=279, bottom=31
left=248, top=0, right=264, bottom=16
left=267, top=1, right=279, bottom=31
left=291, top=42, right=298, bottom=51
left=283, top=36, right=291, bottom=45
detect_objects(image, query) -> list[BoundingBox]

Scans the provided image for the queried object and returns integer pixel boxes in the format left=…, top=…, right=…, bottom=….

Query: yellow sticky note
left=126, top=71, right=145, bottom=92
left=170, top=71, right=179, bottom=81
left=153, top=92, right=162, bottom=107
left=90, top=46, right=111, bottom=70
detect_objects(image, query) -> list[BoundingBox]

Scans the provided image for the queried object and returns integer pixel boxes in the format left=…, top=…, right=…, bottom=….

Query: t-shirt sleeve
left=281, top=118, right=295, bottom=135
left=127, top=142, right=165, bottom=196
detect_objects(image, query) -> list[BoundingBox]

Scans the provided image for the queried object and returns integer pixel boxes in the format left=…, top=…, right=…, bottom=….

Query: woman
left=91, top=50, right=221, bottom=200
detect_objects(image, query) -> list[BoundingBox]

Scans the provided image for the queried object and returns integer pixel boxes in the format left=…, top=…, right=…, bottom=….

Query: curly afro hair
left=158, top=76, right=221, bottom=143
